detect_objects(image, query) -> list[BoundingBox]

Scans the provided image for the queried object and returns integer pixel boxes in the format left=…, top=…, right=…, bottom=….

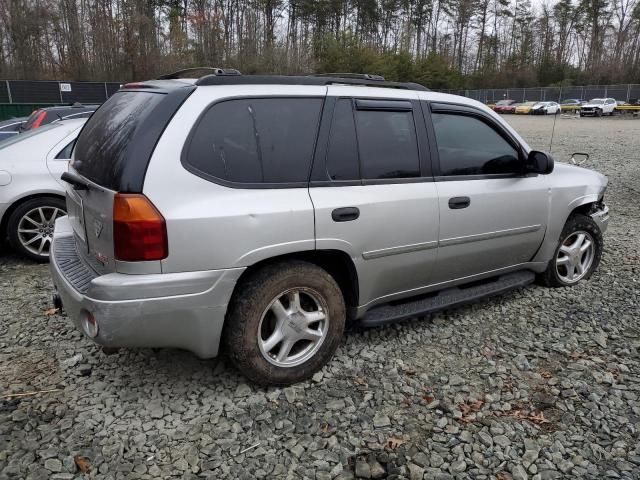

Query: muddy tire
left=223, top=261, right=345, bottom=386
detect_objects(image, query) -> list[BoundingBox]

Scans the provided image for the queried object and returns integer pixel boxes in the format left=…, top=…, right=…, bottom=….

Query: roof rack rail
left=310, top=73, right=385, bottom=81
left=158, top=67, right=241, bottom=80
left=195, top=74, right=428, bottom=91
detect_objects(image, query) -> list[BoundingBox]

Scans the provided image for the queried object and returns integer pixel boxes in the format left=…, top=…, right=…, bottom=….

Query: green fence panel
left=0, top=104, right=59, bottom=122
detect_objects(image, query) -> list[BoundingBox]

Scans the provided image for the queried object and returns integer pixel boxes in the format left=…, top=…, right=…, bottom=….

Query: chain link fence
left=0, top=80, right=122, bottom=104
left=438, top=84, right=640, bottom=104
left=2, top=79, right=640, bottom=106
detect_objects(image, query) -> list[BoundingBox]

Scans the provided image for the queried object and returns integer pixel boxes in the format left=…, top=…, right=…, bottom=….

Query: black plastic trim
left=355, top=99, right=413, bottom=111
left=120, top=86, right=196, bottom=192
left=195, top=74, right=428, bottom=91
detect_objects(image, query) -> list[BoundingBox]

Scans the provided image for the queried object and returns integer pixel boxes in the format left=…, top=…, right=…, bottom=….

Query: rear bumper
left=49, top=216, right=244, bottom=358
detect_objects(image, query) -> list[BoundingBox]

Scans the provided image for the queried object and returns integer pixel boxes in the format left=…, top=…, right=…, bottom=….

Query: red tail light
left=31, top=110, right=47, bottom=129
left=113, top=194, right=168, bottom=261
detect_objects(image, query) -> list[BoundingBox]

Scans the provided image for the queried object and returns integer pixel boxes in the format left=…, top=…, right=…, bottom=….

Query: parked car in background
left=50, top=72, right=609, bottom=386
left=615, top=100, right=627, bottom=107
left=515, top=101, right=538, bottom=114
left=493, top=99, right=517, bottom=113
left=0, top=119, right=86, bottom=261
left=561, top=99, right=585, bottom=106
left=531, top=101, right=560, bottom=115
left=22, top=104, right=97, bottom=131
left=580, top=98, right=617, bottom=117
left=0, top=117, right=27, bottom=142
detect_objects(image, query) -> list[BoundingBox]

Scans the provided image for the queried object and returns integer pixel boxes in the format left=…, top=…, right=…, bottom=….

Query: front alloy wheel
left=539, top=213, right=603, bottom=287
left=555, top=231, right=596, bottom=284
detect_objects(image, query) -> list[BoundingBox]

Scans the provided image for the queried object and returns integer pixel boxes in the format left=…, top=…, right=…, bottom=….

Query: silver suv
left=50, top=71, right=609, bottom=385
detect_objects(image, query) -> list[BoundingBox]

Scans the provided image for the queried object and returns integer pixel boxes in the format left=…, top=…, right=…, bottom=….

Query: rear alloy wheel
left=539, top=213, right=603, bottom=287
left=7, top=197, right=66, bottom=262
left=224, top=261, right=345, bottom=385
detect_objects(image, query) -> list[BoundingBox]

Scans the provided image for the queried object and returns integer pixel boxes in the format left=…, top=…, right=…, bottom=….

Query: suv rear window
left=184, top=97, right=323, bottom=185
left=73, top=91, right=164, bottom=190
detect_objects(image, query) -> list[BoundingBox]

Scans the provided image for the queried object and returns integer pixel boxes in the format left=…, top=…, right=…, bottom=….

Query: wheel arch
left=229, top=249, right=360, bottom=321
left=1, top=192, right=66, bottom=240
left=533, top=195, right=603, bottom=265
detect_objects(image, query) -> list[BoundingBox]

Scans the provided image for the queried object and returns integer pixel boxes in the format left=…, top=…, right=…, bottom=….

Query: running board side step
left=358, top=270, right=535, bottom=327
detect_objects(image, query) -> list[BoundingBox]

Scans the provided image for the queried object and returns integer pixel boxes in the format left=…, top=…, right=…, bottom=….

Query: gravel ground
left=1, top=115, right=639, bottom=480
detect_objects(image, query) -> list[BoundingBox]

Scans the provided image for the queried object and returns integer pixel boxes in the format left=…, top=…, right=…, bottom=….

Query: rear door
left=309, top=89, right=439, bottom=307
left=425, top=102, right=548, bottom=283
left=67, top=90, right=173, bottom=274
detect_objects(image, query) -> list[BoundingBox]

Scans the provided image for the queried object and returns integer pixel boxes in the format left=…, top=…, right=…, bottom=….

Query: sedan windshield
left=0, top=123, right=59, bottom=149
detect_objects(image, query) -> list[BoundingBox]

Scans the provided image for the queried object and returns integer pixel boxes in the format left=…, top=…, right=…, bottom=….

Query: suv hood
left=582, top=102, right=604, bottom=108
left=552, top=162, right=608, bottom=192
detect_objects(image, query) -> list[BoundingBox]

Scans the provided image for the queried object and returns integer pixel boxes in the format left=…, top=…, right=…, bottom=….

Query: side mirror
left=526, top=150, right=554, bottom=174
left=570, top=152, right=589, bottom=165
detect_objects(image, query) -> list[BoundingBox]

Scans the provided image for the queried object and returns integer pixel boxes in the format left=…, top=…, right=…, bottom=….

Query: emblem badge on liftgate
left=94, top=219, right=103, bottom=238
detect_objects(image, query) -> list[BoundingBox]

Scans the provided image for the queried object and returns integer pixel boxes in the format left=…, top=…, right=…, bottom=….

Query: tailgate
left=65, top=170, right=117, bottom=275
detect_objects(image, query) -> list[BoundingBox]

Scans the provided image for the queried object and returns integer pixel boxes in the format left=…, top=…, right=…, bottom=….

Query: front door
left=309, top=91, right=439, bottom=307
left=426, top=103, right=548, bottom=284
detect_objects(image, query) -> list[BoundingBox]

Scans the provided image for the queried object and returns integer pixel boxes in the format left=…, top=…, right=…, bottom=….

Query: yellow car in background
left=515, top=101, right=539, bottom=114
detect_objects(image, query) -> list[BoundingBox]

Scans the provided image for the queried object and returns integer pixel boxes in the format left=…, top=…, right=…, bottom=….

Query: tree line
left=1, top=0, right=639, bottom=89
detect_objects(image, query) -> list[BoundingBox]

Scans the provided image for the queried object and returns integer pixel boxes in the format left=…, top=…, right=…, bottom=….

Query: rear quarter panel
left=143, top=85, right=326, bottom=273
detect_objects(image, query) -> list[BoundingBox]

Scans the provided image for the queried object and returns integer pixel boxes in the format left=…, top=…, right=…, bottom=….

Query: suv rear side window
left=432, top=113, right=520, bottom=176
left=355, top=109, right=420, bottom=179
left=185, top=98, right=323, bottom=185
left=73, top=91, right=164, bottom=189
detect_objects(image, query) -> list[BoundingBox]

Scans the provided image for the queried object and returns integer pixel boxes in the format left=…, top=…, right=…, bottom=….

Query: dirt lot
left=1, top=115, right=639, bottom=480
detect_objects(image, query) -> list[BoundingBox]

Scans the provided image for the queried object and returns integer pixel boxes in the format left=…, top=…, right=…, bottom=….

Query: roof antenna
left=549, top=85, right=561, bottom=154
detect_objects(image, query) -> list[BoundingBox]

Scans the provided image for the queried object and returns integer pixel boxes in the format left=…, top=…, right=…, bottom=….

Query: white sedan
left=531, top=101, right=561, bottom=115
left=0, top=119, right=86, bottom=261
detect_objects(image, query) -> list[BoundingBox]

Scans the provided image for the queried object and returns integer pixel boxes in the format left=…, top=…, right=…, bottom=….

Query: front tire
left=539, top=213, right=603, bottom=287
left=223, top=261, right=346, bottom=386
left=7, top=197, right=66, bottom=262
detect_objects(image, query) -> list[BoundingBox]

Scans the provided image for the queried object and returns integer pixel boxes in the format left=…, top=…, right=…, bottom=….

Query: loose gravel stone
left=1, top=117, right=638, bottom=479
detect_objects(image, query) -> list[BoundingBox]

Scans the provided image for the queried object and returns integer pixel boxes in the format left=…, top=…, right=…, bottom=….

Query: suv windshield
left=589, top=99, right=604, bottom=104
left=73, top=91, right=164, bottom=190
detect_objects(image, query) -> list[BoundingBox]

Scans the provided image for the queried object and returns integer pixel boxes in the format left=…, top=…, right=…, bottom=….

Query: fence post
left=627, top=84, right=631, bottom=102
left=58, top=82, right=63, bottom=103
left=104, top=82, right=109, bottom=101
left=5, top=80, right=12, bottom=104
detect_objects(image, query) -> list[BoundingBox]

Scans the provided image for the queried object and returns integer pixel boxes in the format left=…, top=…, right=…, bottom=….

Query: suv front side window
left=431, top=113, right=521, bottom=176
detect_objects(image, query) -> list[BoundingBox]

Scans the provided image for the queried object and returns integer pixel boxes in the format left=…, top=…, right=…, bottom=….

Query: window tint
left=186, top=98, right=322, bottom=184
left=325, top=99, right=359, bottom=181
left=355, top=109, right=419, bottom=179
left=56, top=140, right=76, bottom=159
left=432, top=113, right=520, bottom=176
left=73, top=91, right=165, bottom=189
